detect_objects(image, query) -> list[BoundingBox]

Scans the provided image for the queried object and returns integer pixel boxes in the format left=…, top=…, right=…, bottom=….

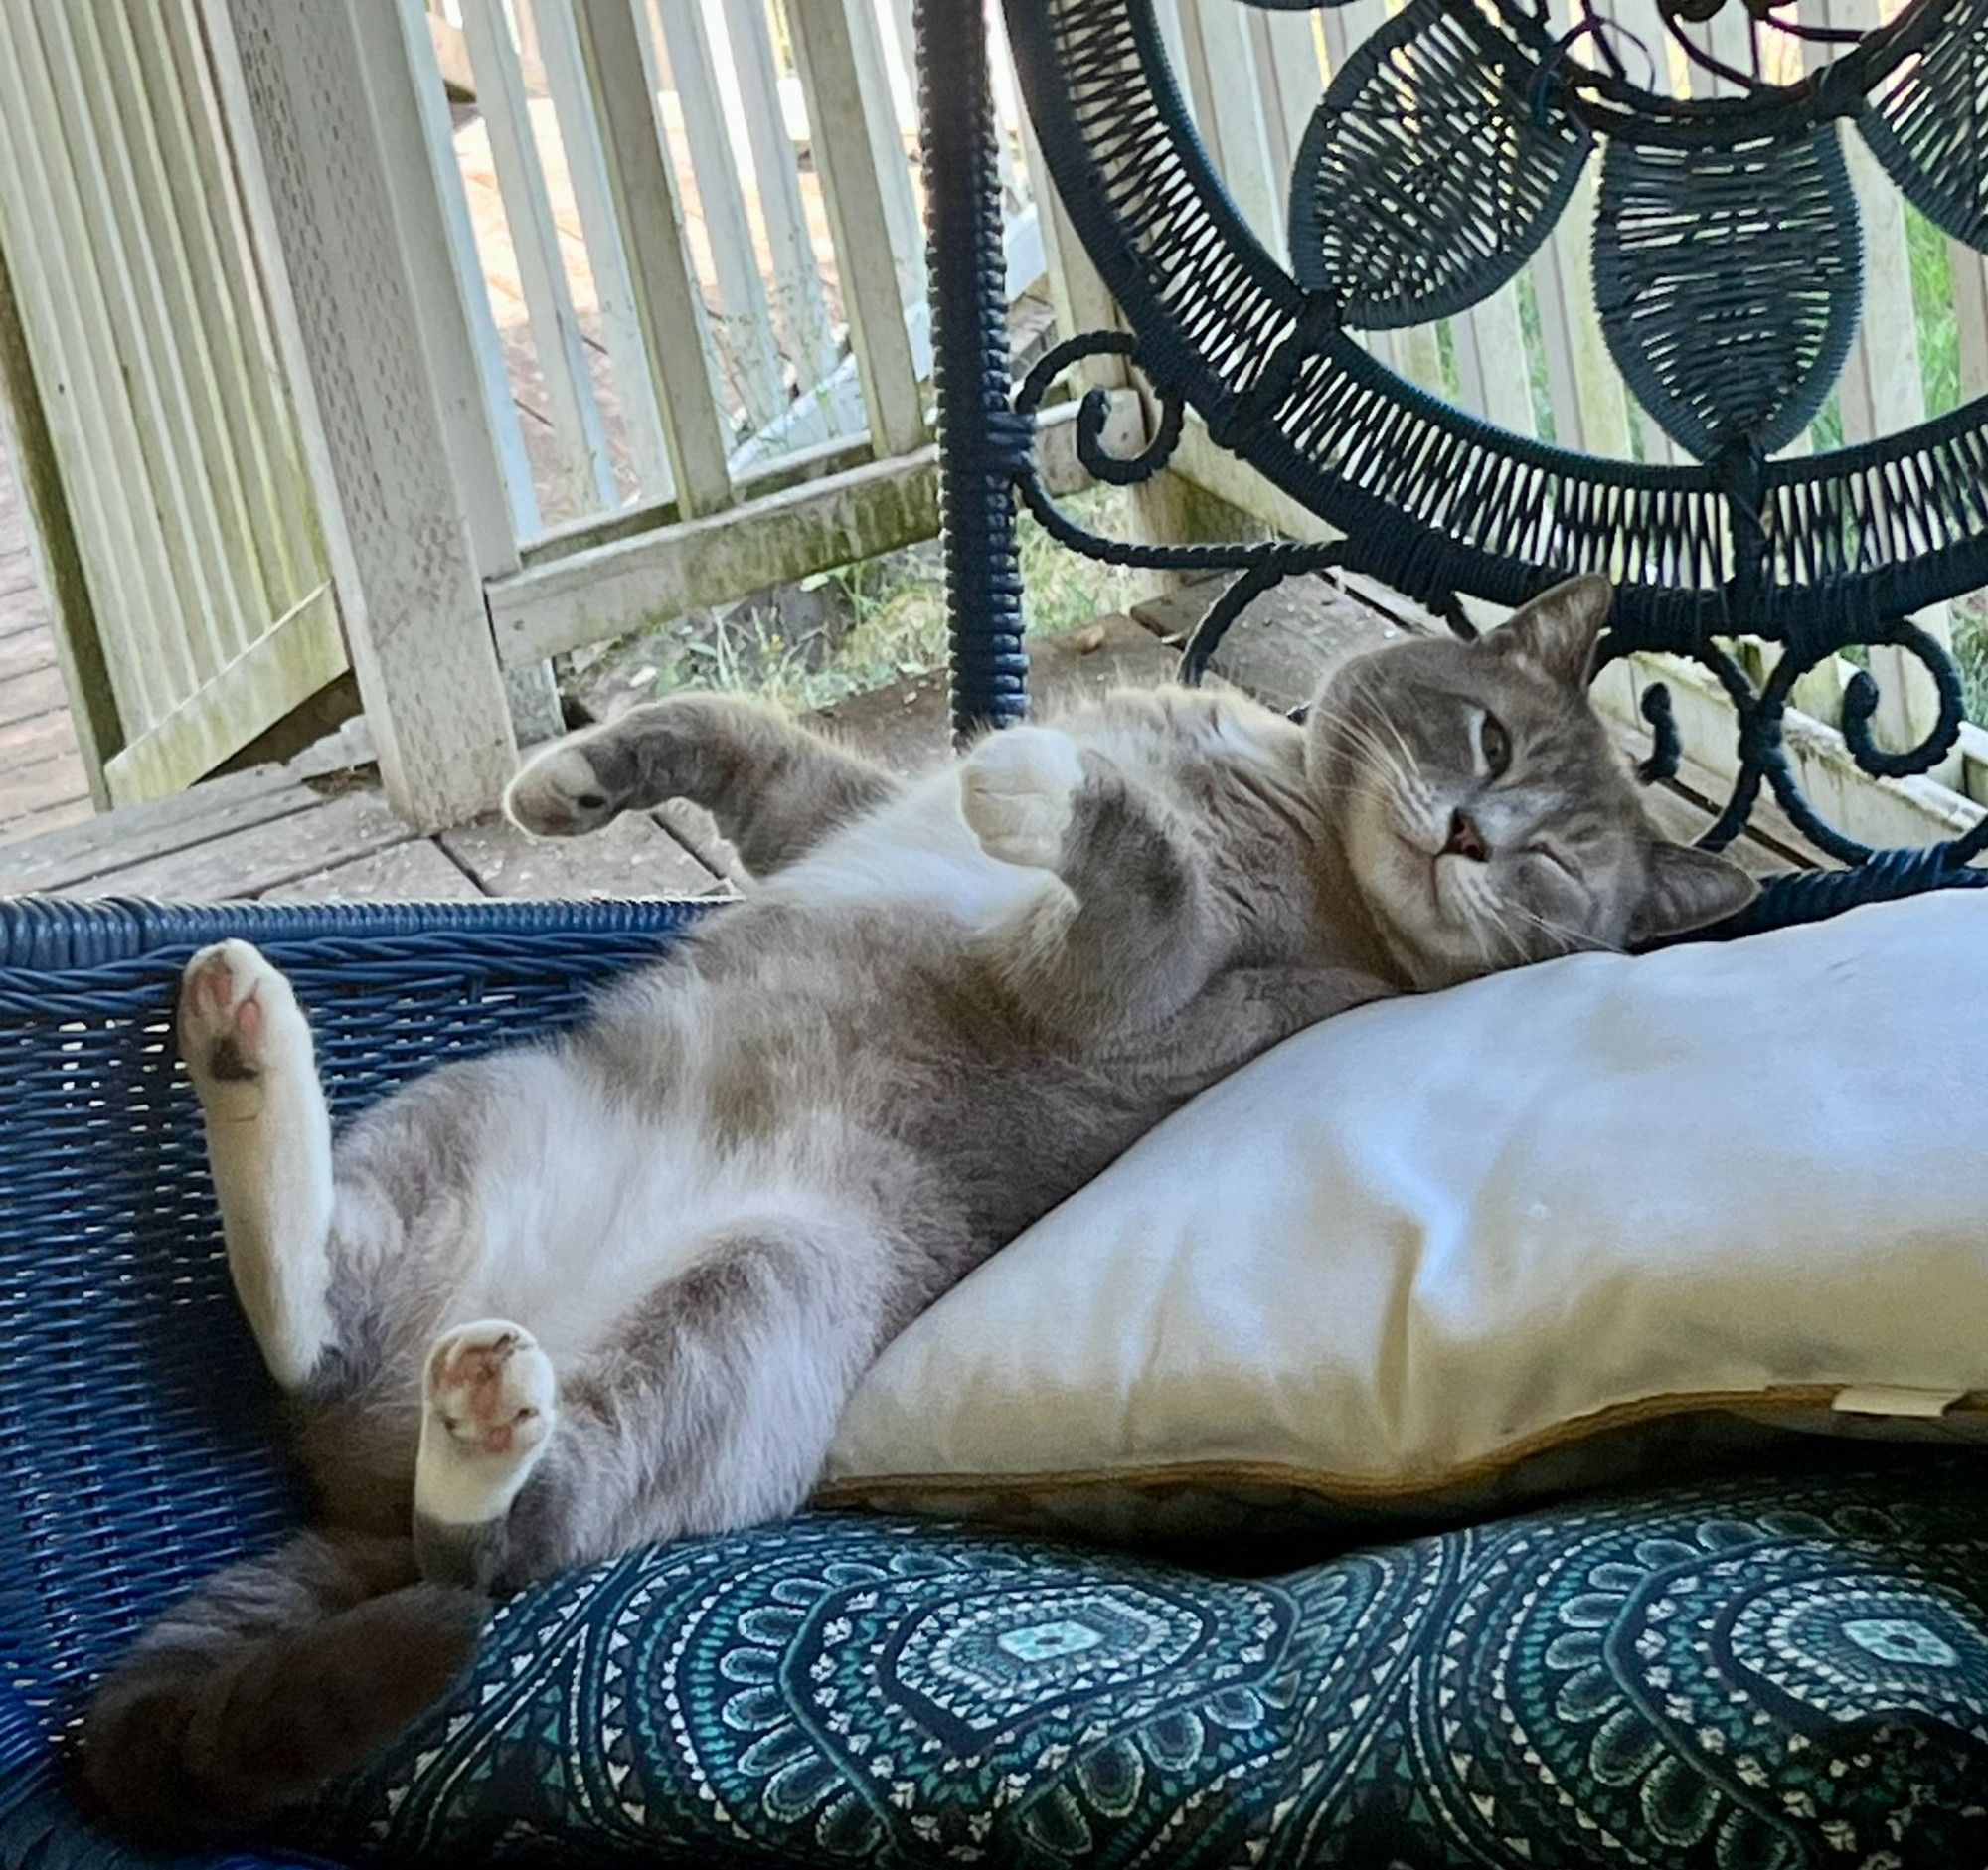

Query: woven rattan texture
left=1862, top=0, right=1988, bottom=250
left=0, top=899, right=704, bottom=1797
left=1290, top=0, right=1591, bottom=329
left=1008, top=0, right=1988, bottom=638
left=1593, top=127, right=1863, bottom=461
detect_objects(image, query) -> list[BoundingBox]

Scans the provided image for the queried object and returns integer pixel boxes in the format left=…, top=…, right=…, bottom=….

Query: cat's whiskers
left=1492, top=894, right=1619, bottom=959
left=1321, top=703, right=1440, bottom=837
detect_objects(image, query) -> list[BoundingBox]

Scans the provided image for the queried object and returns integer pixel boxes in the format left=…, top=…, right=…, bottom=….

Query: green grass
left=615, top=484, right=1144, bottom=717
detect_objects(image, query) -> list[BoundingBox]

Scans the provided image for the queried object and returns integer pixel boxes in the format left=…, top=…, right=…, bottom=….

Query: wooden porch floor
left=0, top=579, right=1800, bottom=906
left=0, top=435, right=88, bottom=847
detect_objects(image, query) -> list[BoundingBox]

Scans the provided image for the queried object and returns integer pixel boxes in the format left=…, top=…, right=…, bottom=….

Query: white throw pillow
left=824, top=891, right=1988, bottom=1534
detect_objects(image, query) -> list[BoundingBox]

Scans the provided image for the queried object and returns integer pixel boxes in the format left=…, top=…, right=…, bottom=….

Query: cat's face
left=1306, top=577, right=1757, bottom=988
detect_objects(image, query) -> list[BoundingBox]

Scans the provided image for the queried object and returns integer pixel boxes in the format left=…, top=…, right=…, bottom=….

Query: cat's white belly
left=444, top=1072, right=831, bottom=1367
left=764, top=767, right=1057, bottom=928
left=438, top=774, right=1057, bottom=1369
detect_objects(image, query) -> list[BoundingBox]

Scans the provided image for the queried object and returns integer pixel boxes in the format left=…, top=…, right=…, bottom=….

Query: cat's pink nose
left=1443, top=808, right=1489, bottom=863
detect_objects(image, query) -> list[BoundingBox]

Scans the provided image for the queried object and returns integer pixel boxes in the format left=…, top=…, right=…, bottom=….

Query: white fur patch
left=415, top=1319, right=558, bottom=1526
left=757, top=766, right=1057, bottom=929
left=182, top=940, right=335, bottom=1389
left=958, top=727, right=1085, bottom=870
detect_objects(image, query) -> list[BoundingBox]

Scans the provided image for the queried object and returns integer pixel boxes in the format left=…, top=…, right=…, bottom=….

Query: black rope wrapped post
left=916, top=0, right=1030, bottom=741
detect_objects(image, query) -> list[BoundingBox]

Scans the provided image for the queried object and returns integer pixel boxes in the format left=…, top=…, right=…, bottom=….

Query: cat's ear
left=1491, top=575, right=1612, bottom=689
left=1627, top=841, right=1759, bottom=945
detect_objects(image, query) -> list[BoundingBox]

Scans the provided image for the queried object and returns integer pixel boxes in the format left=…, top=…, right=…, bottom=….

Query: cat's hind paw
left=416, top=1320, right=557, bottom=1527
left=179, top=940, right=310, bottom=1116
left=504, top=743, right=620, bottom=838
left=960, top=728, right=1085, bottom=871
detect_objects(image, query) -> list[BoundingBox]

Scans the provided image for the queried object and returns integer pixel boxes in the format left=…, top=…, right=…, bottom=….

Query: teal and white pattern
left=307, top=1458, right=1988, bottom=1866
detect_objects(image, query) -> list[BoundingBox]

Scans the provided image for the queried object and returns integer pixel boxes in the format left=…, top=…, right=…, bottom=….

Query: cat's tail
left=80, top=1528, right=484, bottom=1849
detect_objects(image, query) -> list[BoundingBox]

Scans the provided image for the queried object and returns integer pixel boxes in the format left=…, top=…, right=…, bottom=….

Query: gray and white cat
left=83, top=576, right=1754, bottom=1843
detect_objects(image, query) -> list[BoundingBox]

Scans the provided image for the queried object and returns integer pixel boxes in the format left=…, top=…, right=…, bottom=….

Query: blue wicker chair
left=8, top=0, right=1988, bottom=1862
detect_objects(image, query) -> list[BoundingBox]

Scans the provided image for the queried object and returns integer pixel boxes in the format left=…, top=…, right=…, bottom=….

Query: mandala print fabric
left=306, top=1457, right=1988, bottom=1867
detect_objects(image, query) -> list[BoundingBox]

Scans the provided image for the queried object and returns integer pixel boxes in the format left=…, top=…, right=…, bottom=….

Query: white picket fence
left=0, top=0, right=342, bottom=809
left=414, top=0, right=1045, bottom=539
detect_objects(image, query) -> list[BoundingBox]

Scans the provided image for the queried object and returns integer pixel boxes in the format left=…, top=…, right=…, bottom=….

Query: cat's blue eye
left=1479, top=713, right=1511, bottom=778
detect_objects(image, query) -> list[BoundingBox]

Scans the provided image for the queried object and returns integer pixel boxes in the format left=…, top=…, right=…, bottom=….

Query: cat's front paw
left=960, top=728, right=1085, bottom=870
left=504, top=743, right=620, bottom=838
left=179, top=940, right=310, bottom=1117
left=416, top=1320, right=557, bottom=1527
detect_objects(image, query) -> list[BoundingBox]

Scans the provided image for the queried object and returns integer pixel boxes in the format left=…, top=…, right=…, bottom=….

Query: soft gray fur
left=82, top=577, right=1755, bottom=1843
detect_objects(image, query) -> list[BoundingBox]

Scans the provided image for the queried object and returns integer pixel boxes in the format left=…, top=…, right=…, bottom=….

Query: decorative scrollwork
left=1014, top=333, right=1343, bottom=696
left=1015, top=339, right=1988, bottom=886
left=1840, top=622, right=1969, bottom=781
left=1002, top=0, right=1988, bottom=930
left=1593, top=621, right=1986, bottom=875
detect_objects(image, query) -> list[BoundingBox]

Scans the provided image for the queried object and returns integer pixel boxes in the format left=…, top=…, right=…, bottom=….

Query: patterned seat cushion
left=301, top=1453, right=1988, bottom=1867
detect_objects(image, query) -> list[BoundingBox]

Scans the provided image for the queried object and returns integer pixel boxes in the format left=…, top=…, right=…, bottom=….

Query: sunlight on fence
left=417, top=0, right=1044, bottom=540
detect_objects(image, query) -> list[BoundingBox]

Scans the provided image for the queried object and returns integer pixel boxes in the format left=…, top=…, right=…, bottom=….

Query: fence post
left=210, top=0, right=517, bottom=828
left=573, top=0, right=736, bottom=520
left=1809, top=0, right=1953, bottom=767
left=792, top=0, right=927, bottom=462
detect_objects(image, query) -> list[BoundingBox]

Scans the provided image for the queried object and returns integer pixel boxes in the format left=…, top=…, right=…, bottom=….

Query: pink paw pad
left=427, top=1327, right=550, bottom=1457
left=180, top=943, right=280, bottom=1081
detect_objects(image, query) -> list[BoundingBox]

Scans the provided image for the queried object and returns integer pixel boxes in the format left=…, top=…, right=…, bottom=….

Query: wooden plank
left=573, top=0, right=736, bottom=518
left=0, top=750, right=94, bottom=822
left=0, top=708, right=379, bottom=890
left=1015, top=99, right=1125, bottom=394
left=652, top=0, right=787, bottom=431
left=716, top=0, right=839, bottom=397
left=1519, top=0, right=1632, bottom=461
left=144, top=0, right=326, bottom=601
left=211, top=0, right=520, bottom=828
left=438, top=806, right=720, bottom=896
left=839, top=0, right=923, bottom=315
left=259, top=834, right=486, bottom=902
left=786, top=0, right=926, bottom=459
left=532, top=0, right=675, bottom=497
left=818, top=610, right=1177, bottom=773
left=1449, top=286, right=1537, bottom=438
left=102, top=584, right=345, bottom=808
left=1807, top=0, right=1950, bottom=761
left=1133, top=570, right=1410, bottom=714
left=0, top=230, right=118, bottom=803
left=489, top=389, right=1143, bottom=664
left=1954, top=242, right=1988, bottom=405
left=1172, top=0, right=1281, bottom=258
left=0, top=3, right=195, bottom=730
left=397, top=0, right=545, bottom=545
left=1529, top=168, right=1631, bottom=458
left=93, top=0, right=278, bottom=637
left=61, top=784, right=421, bottom=901
left=0, top=706, right=84, bottom=770
left=0, top=794, right=93, bottom=847
left=460, top=0, right=619, bottom=514
left=0, top=661, right=68, bottom=729
left=1249, top=5, right=1321, bottom=202
left=0, top=622, right=63, bottom=681
left=0, top=764, right=313, bottom=892
left=41, top=2, right=251, bottom=678
left=427, top=4, right=476, bottom=94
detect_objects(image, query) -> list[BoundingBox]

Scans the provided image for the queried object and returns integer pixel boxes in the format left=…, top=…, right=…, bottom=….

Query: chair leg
left=917, top=0, right=1030, bottom=743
